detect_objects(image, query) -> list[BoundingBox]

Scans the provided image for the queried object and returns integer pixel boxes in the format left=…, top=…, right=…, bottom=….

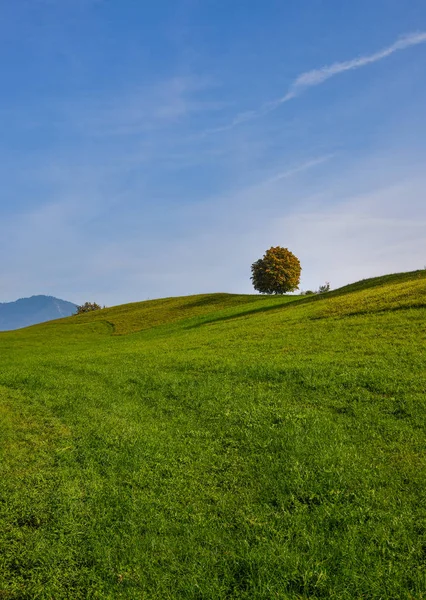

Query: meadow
left=1, top=270, right=425, bottom=599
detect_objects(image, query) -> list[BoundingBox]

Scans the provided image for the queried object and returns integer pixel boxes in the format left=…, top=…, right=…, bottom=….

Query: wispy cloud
left=213, top=31, right=426, bottom=133
left=63, top=76, right=224, bottom=137
left=283, top=31, right=426, bottom=100
left=264, top=155, right=334, bottom=185
left=2, top=145, right=425, bottom=304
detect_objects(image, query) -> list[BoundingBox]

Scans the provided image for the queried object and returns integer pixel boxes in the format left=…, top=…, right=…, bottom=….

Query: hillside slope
left=62, top=292, right=298, bottom=335
left=0, top=271, right=425, bottom=599
left=36, top=268, right=426, bottom=337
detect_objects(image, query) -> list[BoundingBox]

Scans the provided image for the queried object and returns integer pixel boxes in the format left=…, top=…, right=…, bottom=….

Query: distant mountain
left=0, top=295, right=77, bottom=331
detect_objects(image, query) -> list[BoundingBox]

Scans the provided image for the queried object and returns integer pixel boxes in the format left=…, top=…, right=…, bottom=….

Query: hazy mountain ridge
left=0, top=295, right=77, bottom=331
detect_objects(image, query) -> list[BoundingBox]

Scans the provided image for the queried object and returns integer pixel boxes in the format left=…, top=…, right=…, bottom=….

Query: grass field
left=1, top=270, right=426, bottom=599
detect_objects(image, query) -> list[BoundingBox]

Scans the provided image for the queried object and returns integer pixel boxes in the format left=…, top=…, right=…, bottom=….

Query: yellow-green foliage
left=251, top=246, right=301, bottom=294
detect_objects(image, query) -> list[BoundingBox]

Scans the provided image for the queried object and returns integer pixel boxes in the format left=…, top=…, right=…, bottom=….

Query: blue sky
left=1, top=0, right=426, bottom=305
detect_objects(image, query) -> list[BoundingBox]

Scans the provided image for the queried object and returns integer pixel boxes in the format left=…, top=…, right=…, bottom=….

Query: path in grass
left=1, top=271, right=425, bottom=599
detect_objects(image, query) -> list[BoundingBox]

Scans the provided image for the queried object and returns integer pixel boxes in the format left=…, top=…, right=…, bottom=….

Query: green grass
left=1, top=271, right=426, bottom=599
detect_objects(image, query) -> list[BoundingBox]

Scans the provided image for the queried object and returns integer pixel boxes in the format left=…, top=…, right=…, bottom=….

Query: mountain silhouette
left=0, top=295, right=77, bottom=331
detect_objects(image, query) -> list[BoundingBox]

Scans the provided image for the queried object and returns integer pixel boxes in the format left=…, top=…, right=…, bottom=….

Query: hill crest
left=56, top=269, right=426, bottom=336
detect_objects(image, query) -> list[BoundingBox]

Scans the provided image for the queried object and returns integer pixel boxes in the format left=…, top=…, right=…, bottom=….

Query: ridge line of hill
left=3, top=269, right=421, bottom=339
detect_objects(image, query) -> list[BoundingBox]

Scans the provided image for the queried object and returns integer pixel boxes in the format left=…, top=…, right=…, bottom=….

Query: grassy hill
left=1, top=271, right=425, bottom=599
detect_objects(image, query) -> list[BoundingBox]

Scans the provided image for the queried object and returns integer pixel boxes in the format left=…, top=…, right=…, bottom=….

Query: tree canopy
left=251, top=246, right=301, bottom=294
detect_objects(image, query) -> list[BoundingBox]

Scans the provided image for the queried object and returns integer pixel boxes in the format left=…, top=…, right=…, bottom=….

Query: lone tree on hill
left=251, top=246, right=301, bottom=294
left=75, top=302, right=102, bottom=314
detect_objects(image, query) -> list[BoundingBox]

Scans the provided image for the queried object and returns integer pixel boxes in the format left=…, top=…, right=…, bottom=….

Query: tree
left=318, top=282, right=330, bottom=293
left=251, top=246, right=301, bottom=294
left=75, top=302, right=102, bottom=314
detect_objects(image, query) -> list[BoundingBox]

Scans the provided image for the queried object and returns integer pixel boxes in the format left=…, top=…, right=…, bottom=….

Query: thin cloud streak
left=264, top=155, right=334, bottom=185
left=283, top=31, right=426, bottom=100
left=213, top=31, right=426, bottom=133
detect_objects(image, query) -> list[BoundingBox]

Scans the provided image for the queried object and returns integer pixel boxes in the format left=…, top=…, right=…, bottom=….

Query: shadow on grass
left=187, top=270, right=426, bottom=329
left=185, top=297, right=313, bottom=328
left=180, top=294, right=249, bottom=309
left=308, top=303, right=426, bottom=321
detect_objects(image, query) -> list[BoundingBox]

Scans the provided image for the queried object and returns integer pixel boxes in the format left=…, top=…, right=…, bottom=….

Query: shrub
left=75, top=302, right=102, bottom=314
left=318, top=282, right=331, bottom=293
